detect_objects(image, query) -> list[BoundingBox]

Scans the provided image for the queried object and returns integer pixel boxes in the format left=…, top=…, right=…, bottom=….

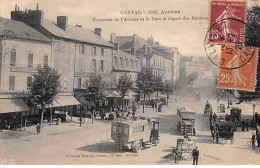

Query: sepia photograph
left=0, top=0, right=260, bottom=165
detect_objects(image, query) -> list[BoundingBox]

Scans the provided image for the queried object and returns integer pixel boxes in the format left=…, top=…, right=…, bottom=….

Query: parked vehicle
left=174, top=138, right=196, bottom=160
left=111, top=118, right=159, bottom=152
left=230, top=107, right=242, bottom=127
left=177, top=106, right=196, bottom=136
left=212, top=120, right=235, bottom=144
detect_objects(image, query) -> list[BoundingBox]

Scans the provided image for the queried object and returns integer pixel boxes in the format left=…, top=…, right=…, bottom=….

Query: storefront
left=0, top=98, right=29, bottom=129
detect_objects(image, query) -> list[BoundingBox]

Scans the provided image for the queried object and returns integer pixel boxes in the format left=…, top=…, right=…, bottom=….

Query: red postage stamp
left=208, top=0, right=247, bottom=44
left=218, top=45, right=258, bottom=91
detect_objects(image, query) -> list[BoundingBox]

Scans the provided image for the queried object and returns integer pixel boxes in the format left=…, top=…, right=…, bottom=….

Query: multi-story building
left=113, top=34, right=175, bottom=82
left=10, top=5, right=114, bottom=93
left=110, top=34, right=140, bottom=83
left=0, top=17, right=53, bottom=120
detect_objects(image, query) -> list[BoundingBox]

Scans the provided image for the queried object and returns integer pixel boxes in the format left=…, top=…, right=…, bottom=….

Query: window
left=120, top=57, right=124, bottom=68
left=27, top=76, right=32, bottom=90
left=79, top=58, right=83, bottom=71
left=9, top=76, right=15, bottom=91
left=131, top=60, right=134, bottom=68
left=101, top=48, right=104, bottom=56
left=54, top=41, right=61, bottom=51
left=44, top=54, right=48, bottom=65
left=114, top=57, right=119, bottom=68
left=78, top=78, right=81, bottom=89
left=79, top=45, right=85, bottom=54
left=92, top=47, right=97, bottom=56
left=135, top=60, right=139, bottom=69
left=28, top=53, right=33, bottom=67
left=100, top=60, right=104, bottom=72
left=92, top=59, right=97, bottom=72
left=54, top=56, right=59, bottom=70
left=10, top=50, right=16, bottom=66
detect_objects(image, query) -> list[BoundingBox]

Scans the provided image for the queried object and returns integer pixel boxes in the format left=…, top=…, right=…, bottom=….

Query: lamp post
left=253, top=104, right=255, bottom=121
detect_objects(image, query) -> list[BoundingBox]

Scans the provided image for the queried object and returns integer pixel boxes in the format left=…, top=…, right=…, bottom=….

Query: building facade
left=10, top=6, right=114, bottom=93
left=113, top=34, right=175, bottom=82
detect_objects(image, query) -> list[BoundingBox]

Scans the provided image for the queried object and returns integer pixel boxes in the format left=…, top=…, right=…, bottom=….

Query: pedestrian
left=36, top=123, right=40, bottom=134
left=256, top=131, right=260, bottom=147
left=192, top=146, right=199, bottom=165
left=241, top=120, right=245, bottom=132
left=225, top=114, right=229, bottom=121
left=173, top=147, right=181, bottom=164
left=213, top=113, right=217, bottom=122
left=246, top=119, right=249, bottom=132
left=251, top=132, right=256, bottom=149
left=132, top=104, right=136, bottom=117
left=255, top=112, right=259, bottom=126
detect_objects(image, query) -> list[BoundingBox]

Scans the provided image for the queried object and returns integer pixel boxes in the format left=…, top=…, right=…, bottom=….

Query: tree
left=153, top=75, right=163, bottom=111
left=117, top=73, right=133, bottom=112
left=30, top=64, right=61, bottom=131
left=136, top=68, right=154, bottom=113
left=238, top=6, right=260, bottom=102
left=187, top=72, right=199, bottom=85
left=162, top=82, right=174, bottom=106
left=83, top=74, right=107, bottom=123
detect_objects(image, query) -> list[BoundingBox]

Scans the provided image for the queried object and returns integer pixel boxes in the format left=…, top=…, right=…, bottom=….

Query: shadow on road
left=76, top=141, right=123, bottom=154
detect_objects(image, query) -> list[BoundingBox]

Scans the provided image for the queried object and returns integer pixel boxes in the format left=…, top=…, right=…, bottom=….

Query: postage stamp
left=208, top=0, right=247, bottom=44
left=218, top=45, right=258, bottom=91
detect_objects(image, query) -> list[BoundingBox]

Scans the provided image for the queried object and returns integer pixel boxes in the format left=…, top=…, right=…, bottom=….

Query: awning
left=103, top=90, right=121, bottom=98
left=0, top=98, right=29, bottom=114
left=126, top=89, right=139, bottom=96
left=52, top=96, right=81, bottom=107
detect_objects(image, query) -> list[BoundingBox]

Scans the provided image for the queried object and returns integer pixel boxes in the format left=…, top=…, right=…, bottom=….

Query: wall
left=0, top=38, right=51, bottom=92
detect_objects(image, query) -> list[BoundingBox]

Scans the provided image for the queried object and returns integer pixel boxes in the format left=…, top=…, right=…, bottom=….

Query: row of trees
left=30, top=65, right=180, bottom=130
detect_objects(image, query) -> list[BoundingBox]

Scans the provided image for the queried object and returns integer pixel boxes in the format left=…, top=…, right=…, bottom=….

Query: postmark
left=218, top=45, right=258, bottom=91
left=208, top=0, right=247, bottom=44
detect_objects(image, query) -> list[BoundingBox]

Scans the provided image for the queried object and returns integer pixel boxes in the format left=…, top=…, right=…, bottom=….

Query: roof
left=178, top=106, right=196, bottom=113
left=115, top=35, right=149, bottom=52
left=0, top=17, right=51, bottom=43
left=0, top=98, right=29, bottom=114
left=115, top=35, right=174, bottom=59
left=41, top=19, right=113, bottom=47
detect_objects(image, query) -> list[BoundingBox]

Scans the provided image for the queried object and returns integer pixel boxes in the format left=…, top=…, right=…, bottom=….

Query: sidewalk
left=0, top=118, right=101, bottom=143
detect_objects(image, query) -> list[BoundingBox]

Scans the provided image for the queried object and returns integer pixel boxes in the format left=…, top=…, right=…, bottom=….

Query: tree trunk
left=143, top=92, right=145, bottom=113
left=167, top=93, right=169, bottom=106
left=40, top=104, right=45, bottom=133
left=20, top=112, right=22, bottom=131
left=25, top=110, right=27, bottom=131
left=50, top=108, right=52, bottom=126
left=156, top=90, right=159, bottom=112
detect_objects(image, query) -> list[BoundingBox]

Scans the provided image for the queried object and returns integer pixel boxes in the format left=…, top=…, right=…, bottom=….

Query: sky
left=0, top=0, right=259, bottom=57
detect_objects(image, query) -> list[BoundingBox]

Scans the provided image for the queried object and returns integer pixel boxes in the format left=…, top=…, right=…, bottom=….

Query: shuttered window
left=10, top=50, right=16, bottom=66
left=100, top=60, right=104, bottom=72
left=44, top=55, right=48, bottom=65
left=9, top=76, right=15, bottom=91
left=28, top=53, right=33, bottom=67
left=27, top=76, right=32, bottom=90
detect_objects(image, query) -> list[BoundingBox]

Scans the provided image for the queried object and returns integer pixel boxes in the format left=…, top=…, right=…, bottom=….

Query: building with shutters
left=0, top=17, right=53, bottom=125
left=10, top=4, right=114, bottom=93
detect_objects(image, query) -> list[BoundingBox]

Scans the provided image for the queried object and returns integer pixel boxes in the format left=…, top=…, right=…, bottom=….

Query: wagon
left=175, top=138, right=196, bottom=160
left=212, top=121, right=235, bottom=144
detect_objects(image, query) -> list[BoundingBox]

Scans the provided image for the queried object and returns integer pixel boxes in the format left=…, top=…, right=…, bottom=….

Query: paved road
left=0, top=97, right=259, bottom=165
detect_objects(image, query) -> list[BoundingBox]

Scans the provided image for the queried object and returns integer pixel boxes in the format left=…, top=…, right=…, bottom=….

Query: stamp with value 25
left=218, top=45, right=258, bottom=91
left=208, top=0, right=247, bottom=44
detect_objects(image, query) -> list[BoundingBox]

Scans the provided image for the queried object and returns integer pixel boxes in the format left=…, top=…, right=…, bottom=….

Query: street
left=0, top=96, right=259, bottom=165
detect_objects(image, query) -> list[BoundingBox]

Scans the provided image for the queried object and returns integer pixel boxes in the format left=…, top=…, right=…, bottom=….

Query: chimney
left=133, top=34, right=137, bottom=45
left=57, top=16, right=68, bottom=31
left=36, top=3, right=39, bottom=10
left=155, top=42, right=160, bottom=47
left=94, top=28, right=102, bottom=37
left=147, top=36, right=154, bottom=45
left=75, top=23, right=82, bottom=28
left=110, top=33, right=116, bottom=43
left=15, top=4, right=17, bottom=11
